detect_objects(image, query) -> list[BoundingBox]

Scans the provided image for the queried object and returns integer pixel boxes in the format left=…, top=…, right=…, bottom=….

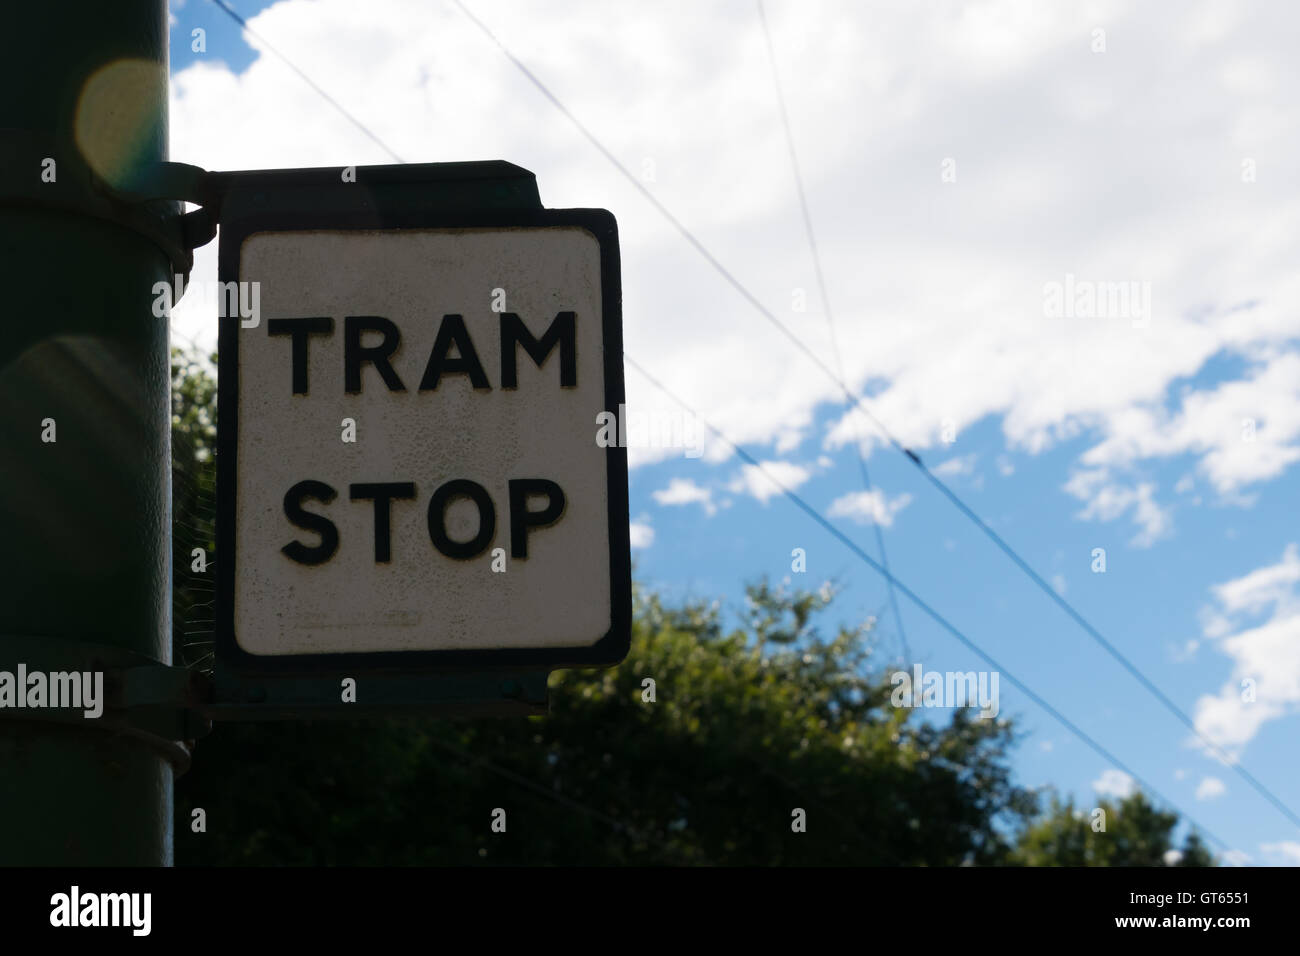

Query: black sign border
left=216, top=207, right=630, bottom=676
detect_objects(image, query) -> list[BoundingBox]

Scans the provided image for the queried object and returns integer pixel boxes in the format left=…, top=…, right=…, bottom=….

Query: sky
left=166, top=0, right=1300, bottom=865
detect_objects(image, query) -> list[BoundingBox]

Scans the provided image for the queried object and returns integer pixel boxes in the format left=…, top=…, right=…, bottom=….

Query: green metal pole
left=0, top=0, right=175, bottom=864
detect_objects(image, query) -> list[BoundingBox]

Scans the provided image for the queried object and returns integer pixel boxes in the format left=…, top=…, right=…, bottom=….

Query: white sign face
left=218, top=213, right=628, bottom=668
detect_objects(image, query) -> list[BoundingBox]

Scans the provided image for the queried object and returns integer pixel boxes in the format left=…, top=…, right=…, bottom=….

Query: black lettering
left=281, top=480, right=339, bottom=565
left=419, top=314, right=490, bottom=391
left=427, top=479, right=495, bottom=559
left=500, top=311, right=576, bottom=388
left=268, top=317, right=333, bottom=395
left=508, top=478, right=566, bottom=558
left=350, top=482, right=416, bottom=563
left=345, top=316, right=406, bottom=393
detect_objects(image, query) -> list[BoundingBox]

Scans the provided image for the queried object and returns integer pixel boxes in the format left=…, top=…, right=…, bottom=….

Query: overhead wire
left=203, top=0, right=1295, bottom=841
left=625, top=353, right=1234, bottom=853
left=450, top=0, right=1300, bottom=833
left=756, top=0, right=910, bottom=664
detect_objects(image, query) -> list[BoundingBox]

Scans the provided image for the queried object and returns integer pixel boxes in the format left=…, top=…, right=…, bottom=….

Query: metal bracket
left=0, top=129, right=223, bottom=279
left=109, top=159, right=223, bottom=252
left=0, top=631, right=550, bottom=775
left=208, top=668, right=550, bottom=721
left=0, top=634, right=210, bottom=774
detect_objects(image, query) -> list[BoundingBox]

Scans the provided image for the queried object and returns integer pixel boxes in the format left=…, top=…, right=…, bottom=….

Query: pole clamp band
left=0, top=129, right=223, bottom=279
left=0, top=634, right=213, bottom=774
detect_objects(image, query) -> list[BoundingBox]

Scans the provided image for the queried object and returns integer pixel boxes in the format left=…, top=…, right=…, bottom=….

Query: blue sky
left=167, top=0, right=1300, bottom=865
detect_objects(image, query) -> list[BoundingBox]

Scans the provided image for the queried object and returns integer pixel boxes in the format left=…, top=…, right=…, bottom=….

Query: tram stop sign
left=214, top=162, right=630, bottom=703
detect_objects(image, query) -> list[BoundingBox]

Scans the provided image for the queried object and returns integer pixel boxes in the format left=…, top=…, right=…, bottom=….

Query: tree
left=174, top=578, right=1036, bottom=865
left=1009, top=791, right=1216, bottom=866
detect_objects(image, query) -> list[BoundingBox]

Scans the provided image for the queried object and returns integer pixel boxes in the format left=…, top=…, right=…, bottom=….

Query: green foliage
left=178, top=581, right=1035, bottom=865
left=1009, top=791, right=1216, bottom=866
left=171, top=345, right=218, bottom=672
left=171, top=345, right=217, bottom=461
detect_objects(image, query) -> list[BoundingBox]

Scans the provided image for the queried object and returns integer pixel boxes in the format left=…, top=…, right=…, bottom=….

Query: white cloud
left=1261, top=841, right=1300, bottom=865
left=1214, top=542, right=1300, bottom=614
left=827, top=489, right=912, bottom=527
left=1162, top=849, right=1183, bottom=865
left=728, top=460, right=812, bottom=504
left=629, top=520, right=654, bottom=550
left=1092, top=768, right=1136, bottom=799
left=1222, top=849, right=1252, bottom=867
left=932, top=453, right=977, bottom=477
left=1063, top=471, right=1172, bottom=548
left=651, top=477, right=716, bottom=515
left=165, top=0, right=1300, bottom=543
left=1195, top=776, right=1226, bottom=801
left=1192, top=544, right=1300, bottom=758
left=1078, top=353, right=1300, bottom=496
left=774, top=429, right=804, bottom=454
